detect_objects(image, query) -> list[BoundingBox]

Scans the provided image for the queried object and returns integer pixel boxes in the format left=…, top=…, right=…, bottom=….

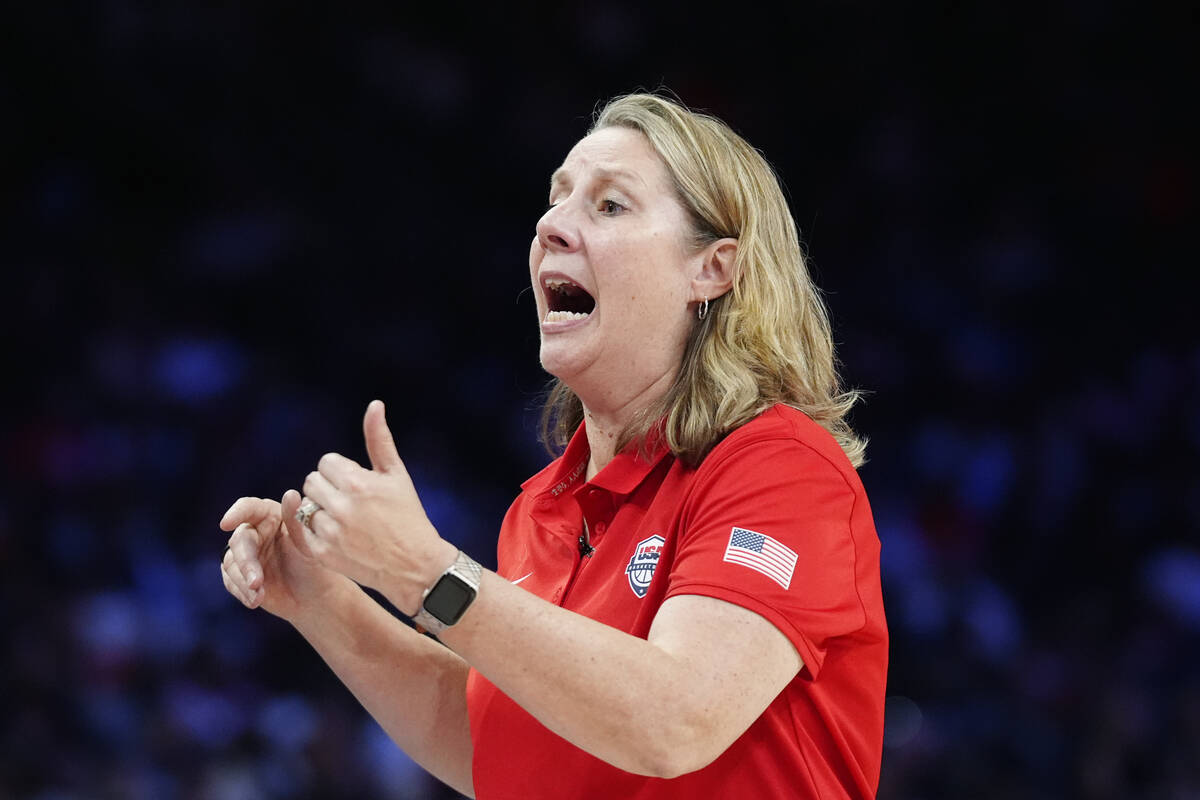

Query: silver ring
left=295, top=500, right=322, bottom=531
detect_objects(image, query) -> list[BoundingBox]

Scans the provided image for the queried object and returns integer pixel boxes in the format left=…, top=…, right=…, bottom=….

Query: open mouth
left=543, top=277, right=596, bottom=322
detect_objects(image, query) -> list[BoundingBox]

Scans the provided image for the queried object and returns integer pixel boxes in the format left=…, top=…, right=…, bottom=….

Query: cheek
left=618, top=245, right=690, bottom=307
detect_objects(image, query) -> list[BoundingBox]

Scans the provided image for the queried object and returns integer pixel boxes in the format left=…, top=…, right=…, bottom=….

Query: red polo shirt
left=466, top=405, right=887, bottom=799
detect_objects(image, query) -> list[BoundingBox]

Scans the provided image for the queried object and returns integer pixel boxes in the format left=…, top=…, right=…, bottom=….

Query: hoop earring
left=697, top=296, right=709, bottom=321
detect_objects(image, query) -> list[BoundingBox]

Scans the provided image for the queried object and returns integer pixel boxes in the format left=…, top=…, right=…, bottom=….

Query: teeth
left=545, top=278, right=578, bottom=292
left=545, top=310, right=590, bottom=322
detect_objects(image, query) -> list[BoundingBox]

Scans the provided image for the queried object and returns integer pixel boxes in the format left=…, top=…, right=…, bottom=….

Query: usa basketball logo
left=626, top=535, right=665, bottom=598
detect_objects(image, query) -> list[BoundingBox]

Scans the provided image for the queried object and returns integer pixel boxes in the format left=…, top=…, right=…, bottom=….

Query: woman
left=221, top=93, right=887, bottom=799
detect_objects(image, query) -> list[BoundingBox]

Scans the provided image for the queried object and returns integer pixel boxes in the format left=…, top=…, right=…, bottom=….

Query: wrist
left=411, top=549, right=484, bottom=637
left=392, top=535, right=459, bottom=617
left=287, top=572, right=359, bottom=633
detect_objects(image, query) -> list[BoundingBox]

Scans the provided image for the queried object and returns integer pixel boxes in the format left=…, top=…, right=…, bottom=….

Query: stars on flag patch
left=723, top=527, right=798, bottom=590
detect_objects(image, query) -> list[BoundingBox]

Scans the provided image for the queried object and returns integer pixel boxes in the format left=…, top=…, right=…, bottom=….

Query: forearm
left=291, top=579, right=474, bottom=797
left=438, top=572, right=707, bottom=778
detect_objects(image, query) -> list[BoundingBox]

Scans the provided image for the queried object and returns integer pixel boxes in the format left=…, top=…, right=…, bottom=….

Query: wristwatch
left=412, top=550, right=483, bottom=636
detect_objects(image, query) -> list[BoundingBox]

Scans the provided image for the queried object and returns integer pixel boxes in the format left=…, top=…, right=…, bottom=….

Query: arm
left=299, top=401, right=802, bottom=779
left=221, top=494, right=475, bottom=797
left=441, top=576, right=801, bottom=778
left=286, top=572, right=475, bottom=797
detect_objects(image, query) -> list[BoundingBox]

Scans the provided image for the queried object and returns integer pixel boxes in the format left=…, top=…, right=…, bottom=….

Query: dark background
left=3, top=2, right=1197, bottom=798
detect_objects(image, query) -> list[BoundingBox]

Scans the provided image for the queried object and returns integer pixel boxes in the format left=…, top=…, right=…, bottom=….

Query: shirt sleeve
left=664, top=435, right=866, bottom=680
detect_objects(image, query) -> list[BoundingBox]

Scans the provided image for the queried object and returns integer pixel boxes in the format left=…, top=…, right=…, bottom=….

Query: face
left=530, top=126, right=702, bottom=407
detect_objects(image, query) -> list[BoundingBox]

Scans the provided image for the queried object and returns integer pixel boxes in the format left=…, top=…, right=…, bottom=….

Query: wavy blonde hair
left=540, top=92, right=867, bottom=468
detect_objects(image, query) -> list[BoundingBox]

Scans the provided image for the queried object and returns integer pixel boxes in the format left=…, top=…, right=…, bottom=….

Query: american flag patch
left=723, top=527, right=798, bottom=590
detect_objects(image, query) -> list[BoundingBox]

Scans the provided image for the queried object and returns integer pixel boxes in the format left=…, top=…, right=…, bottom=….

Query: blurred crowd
left=2, top=2, right=1195, bottom=798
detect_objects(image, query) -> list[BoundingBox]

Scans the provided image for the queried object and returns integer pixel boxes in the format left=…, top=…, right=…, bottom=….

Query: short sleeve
left=665, top=436, right=866, bottom=679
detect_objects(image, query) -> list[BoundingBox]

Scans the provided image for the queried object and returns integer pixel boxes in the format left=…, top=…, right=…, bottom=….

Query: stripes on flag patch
left=722, top=526, right=798, bottom=590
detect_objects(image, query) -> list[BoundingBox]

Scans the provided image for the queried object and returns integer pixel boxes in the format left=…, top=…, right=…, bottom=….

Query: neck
left=580, top=369, right=677, bottom=480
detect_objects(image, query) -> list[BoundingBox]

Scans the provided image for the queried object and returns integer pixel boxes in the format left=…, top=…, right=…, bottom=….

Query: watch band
left=412, top=550, right=483, bottom=636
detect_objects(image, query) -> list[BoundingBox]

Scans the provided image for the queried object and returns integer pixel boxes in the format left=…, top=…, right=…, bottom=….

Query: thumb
left=363, top=399, right=403, bottom=473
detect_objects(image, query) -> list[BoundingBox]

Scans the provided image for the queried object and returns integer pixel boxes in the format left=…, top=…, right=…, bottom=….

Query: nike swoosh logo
left=512, top=572, right=534, bottom=586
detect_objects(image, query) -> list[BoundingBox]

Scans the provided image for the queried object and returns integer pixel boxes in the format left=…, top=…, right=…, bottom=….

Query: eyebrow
left=549, top=166, right=646, bottom=192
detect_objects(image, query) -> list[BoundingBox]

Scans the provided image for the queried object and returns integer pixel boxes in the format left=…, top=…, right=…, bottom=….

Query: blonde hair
left=540, top=92, right=867, bottom=468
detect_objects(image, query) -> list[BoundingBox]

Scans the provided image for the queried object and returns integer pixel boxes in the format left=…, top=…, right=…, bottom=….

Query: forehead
left=550, top=126, right=670, bottom=191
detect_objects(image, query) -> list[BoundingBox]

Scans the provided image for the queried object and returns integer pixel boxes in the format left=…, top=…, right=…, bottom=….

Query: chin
left=538, top=340, right=593, bottom=384
left=538, top=350, right=580, bottom=382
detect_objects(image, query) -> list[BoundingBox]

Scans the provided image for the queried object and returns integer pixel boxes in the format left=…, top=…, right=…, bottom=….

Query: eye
left=599, top=199, right=625, bottom=215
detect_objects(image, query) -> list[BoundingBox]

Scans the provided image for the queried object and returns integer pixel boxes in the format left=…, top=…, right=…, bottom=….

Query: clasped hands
left=220, top=400, right=458, bottom=621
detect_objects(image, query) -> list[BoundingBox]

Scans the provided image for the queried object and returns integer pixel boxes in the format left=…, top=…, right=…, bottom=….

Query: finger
left=228, top=523, right=264, bottom=590
left=305, top=498, right=342, bottom=543
left=224, top=533, right=261, bottom=603
left=363, top=399, right=403, bottom=473
left=222, top=551, right=256, bottom=607
left=317, top=452, right=365, bottom=490
left=301, top=471, right=343, bottom=516
left=220, top=496, right=275, bottom=531
left=222, top=564, right=251, bottom=607
left=291, top=491, right=341, bottom=548
left=282, top=489, right=316, bottom=558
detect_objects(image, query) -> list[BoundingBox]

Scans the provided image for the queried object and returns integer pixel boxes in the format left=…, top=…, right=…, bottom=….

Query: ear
left=690, top=237, right=738, bottom=303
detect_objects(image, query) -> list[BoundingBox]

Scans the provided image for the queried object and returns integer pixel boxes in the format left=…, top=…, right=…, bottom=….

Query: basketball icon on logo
left=626, top=535, right=665, bottom=598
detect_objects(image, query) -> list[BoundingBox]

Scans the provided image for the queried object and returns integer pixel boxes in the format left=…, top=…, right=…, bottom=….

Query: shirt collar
left=587, top=425, right=672, bottom=496
left=521, top=422, right=591, bottom=498
left=522, top=421, right=672, bottom=499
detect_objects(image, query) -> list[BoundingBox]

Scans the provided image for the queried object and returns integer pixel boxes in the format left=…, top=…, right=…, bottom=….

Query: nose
left=536, top=204, right=579, bottom=253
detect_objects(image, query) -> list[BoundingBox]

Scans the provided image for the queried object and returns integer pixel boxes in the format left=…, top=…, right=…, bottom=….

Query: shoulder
left=674, top=405, right=867, bottom=537
left=699, top=405, right=862, bottom=492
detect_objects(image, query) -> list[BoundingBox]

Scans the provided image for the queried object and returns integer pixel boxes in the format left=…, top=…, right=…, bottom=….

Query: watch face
left=423, top=574, right=477, bottom=625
